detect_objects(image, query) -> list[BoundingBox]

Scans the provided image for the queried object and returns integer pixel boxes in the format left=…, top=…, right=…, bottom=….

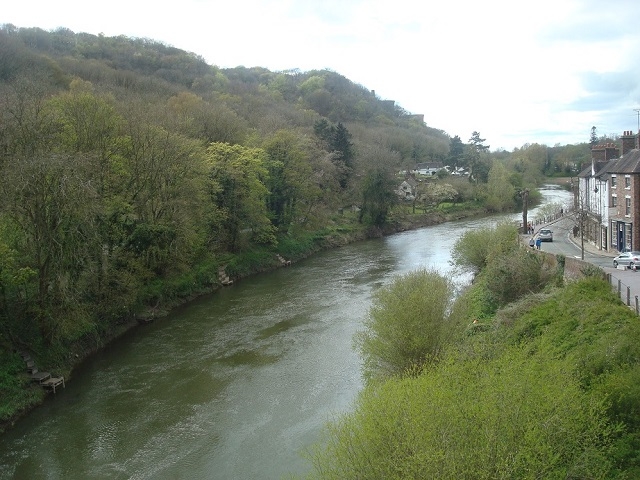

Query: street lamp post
left=521, top=188, right=529, bottom=234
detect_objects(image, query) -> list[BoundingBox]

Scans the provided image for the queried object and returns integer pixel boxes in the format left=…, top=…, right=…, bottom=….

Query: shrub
left=451, top=222, right=519, bottom=274
left=308, top=351, right=617, bottom=479
left=353, top=268, right=454, bottom=382
left=482, top=248, right=555, bottom=308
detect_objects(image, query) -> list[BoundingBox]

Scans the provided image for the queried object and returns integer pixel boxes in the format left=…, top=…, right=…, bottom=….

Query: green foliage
left=353, top=269, right=455, bottom=382
left=313, top=121, right=354, bottom=189
left=450, top=228, right=492, bottom=273
left=448, top=134, right=464, bottom=169
left=299, top=75, right=325, bottom=96
left=309, top=349, right=617, bottom=479
left=581, top=263, right=606, bottom=278
left=465, top=131, right=491, bottom=183
left=0, top=351, right=44, bottom=428
left=451, top=222, right=519, bottom=274
left=0, top=24, right=586, bottom=428
left=309, top=275, right=640, bottom=479
left=481, top=247, right=556, bottom=308
left=485, top=161, right=516, bottom=212
left=452, top=224, right=558, bottom=315
left=205, top=142, right=271, bottom=252
left=358, top=169, right=396, bottom=226
left=533, top=201, right=564, bottom=223
left=263, top=130, right=320, bottom=232
left=224, top=249, right=276, bottom=278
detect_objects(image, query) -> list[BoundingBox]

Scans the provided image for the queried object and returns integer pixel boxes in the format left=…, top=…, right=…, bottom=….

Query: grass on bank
left=305, top=226, right=640, bottom=479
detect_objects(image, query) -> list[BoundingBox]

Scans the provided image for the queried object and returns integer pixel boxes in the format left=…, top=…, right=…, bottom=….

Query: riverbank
left=0, top=203, right=492, bottom=434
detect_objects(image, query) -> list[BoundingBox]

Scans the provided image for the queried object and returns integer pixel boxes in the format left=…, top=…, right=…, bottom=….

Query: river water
left=0, top=186, right=572, bottom=480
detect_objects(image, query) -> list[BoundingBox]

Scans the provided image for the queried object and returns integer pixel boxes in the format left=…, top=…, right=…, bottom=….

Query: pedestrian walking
left=535, top=237, right=541, bottom=250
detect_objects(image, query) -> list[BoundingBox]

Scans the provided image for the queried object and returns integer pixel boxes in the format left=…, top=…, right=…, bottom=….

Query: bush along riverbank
left=0, top=203, right=490, bottom=434
left=306, top=223, right=640, bottom=479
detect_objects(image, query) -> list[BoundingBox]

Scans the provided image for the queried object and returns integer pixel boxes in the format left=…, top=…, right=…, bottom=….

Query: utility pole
left=581, top=208, right=585, bottom=260
left=521, top=188, right=529, bottom=234
left=579, top=189, right=585, bottom=260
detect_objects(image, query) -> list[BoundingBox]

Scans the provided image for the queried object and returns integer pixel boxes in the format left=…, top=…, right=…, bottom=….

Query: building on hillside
left=396, top=176, right=418, bottom=201
left=413, top=162, right=443, bottom=176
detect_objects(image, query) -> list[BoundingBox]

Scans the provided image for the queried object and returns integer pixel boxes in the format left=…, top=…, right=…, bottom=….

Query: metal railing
left=607, top=271, right=640, bottom=315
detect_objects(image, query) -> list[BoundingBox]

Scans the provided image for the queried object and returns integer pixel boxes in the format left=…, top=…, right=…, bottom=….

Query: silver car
left=613, top=251, right=640, bottom=268
left=538, top=228, right=553, bottom=242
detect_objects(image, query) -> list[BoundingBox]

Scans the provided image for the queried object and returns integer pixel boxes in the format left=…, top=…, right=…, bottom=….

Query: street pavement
left=527, top=214, right=640, bottom=311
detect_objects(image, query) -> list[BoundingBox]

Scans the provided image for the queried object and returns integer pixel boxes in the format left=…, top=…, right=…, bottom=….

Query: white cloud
left=4, top=0, right=640, bottom=150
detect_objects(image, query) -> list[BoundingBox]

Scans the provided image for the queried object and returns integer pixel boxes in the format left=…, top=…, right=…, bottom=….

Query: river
left=0, top=185, right=572, bottom=480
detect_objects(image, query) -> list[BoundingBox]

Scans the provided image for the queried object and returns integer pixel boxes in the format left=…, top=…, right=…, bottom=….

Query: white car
left=538, top=228, right=553, bottom=242
left=613, top=251, right=640, bottom=268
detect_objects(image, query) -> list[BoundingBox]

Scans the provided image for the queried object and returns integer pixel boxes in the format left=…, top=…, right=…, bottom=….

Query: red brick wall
left=633, top=176, right=640, bottom=250
left=621, top=131, right=637, bottom=155
left=591, top=143, right=620, bottom=161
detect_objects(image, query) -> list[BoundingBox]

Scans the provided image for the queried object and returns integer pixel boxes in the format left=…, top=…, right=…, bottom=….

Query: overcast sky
left=4, top=0, right=640, bottom=151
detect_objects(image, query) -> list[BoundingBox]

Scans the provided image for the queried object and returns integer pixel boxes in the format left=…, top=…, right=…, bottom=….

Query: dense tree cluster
left=0, top=25, right=596, bottom=426
left=0, top=25, right=460, bottom=356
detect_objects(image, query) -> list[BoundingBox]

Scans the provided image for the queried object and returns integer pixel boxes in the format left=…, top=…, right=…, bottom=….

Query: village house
left=578, top=131, right=640, bottom=252
left=413, top=162, right=443, bottom=176
left=396, top=175, right=418, bottom=200
left=577, top=143, right=618, bottom=250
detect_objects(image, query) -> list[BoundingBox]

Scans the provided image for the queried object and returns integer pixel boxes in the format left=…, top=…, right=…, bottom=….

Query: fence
left=607, top=271, right=640, bottom=315
left=519, top=207, right=572, bottom=233
left=522, top=243, right=640, bottom=316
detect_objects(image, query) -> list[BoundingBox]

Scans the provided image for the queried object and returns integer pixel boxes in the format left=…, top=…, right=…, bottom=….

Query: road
left=533, top=214, right=640, bottom=311
left=535, top=215, right=614, bottom=269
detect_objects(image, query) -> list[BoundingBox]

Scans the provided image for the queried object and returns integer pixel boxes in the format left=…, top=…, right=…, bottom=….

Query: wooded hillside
left=0, top=26, right=463, bottom=422
left=0, top=25, right=593, bottom=427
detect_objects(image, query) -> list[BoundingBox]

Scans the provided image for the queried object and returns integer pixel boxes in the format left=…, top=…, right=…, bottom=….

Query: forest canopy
left=0, top=25, right=595, bottom=427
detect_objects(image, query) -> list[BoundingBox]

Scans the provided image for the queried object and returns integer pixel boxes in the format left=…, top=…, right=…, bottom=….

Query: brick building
left=577, top=143, right=619, bottom=250
left=601, top=133, right=640, bottom=251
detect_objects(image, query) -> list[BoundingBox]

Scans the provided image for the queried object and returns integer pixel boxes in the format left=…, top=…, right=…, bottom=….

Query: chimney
left=592, top=142, right=620, bottom=162
left=605, top=142, right=619, bottom=160
left=621, top=130, right=636, bottom=155
left=591, top=144, right=605, bottom=161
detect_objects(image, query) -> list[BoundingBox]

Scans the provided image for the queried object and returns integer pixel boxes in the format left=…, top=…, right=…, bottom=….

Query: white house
left=413, top=162, right=443, bottom=176
left=577, top=143, right=618, bottom=251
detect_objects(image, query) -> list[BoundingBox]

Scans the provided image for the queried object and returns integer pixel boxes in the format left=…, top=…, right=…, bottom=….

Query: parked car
left=538, top=228, right=553, bottom=242
left=613, top=251, right=640, bottom=268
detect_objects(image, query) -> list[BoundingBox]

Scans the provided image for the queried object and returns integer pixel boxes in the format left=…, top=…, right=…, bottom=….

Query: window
left=625, top=176, right=631, bottom=189
left=626, top=197, right=631, bottom=216
left=611, top=175, right=617, bottom=188
left=612, top=195, right=617, bottom=207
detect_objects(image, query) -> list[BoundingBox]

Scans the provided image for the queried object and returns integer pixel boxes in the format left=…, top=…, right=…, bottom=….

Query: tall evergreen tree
left=313, top=118, right=334, bottom=145
left=466, top=131, right=490, bottom=183
left=331, top=122, right=354, bottom=188
left=448, top=135, right=465, bottom=169
left=358, top=169, right=396, bottom=226
left=590, top=126, right=598, bottom=148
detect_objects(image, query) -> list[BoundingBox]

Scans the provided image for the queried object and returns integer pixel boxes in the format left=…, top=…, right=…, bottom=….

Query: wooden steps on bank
left=217, top=256, right=291, bottom=288
left=277, top=255, right=291, bottom=266
left=218, top=266, right=233, bottom=286
left=20, top=351, right=65, bottom=394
